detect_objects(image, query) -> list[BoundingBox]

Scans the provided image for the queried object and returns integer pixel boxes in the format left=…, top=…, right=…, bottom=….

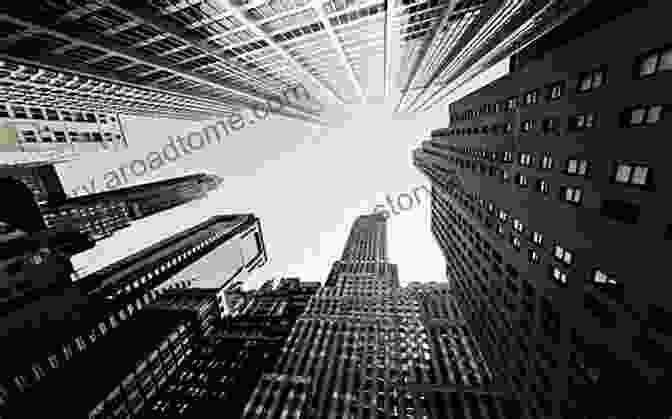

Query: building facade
left=139, top=277, right=319, bottom=417
left=243, top=214, right=520, bottom=418
left=0, top=213, right=267, bottom=417
left=414, top=3, right=671, bottom=417
left=396, top=0, right=595, bottom=113
left=41, top=172, right=222, bottom=242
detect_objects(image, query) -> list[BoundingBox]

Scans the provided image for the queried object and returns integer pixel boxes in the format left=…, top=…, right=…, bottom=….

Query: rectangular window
left=498, top=210, right=509, bottom=222
left=532, top=231, right=543, bottom=245
left=547, top=81, right=565, bottom=100
left=515, top=173, right=528, bottom=187
left=524, top=89, right=539, bottom=105
left=600, top=199, right=640, bottom=224
left=529, top=250, right=540, bottom=264
left=593, top=269, right=616, bottom=285
left=561, top=186, right=583, bottom=204
left=537, top=179, right=550, bottom=194
left=521, top=120, right=536, bottom=133
left=566, top=158, right=589, bottom=176
left=613, top=163, right=651, bottom=187
left=636, top=46, right=672, bottom=78
left=623, top=105, right=664, bottom=127
left=503, top=151, right=513, bottom=163
left=577, top=67, right=607, bottom=92
left=554, top=245, right=573, bottom=265
left=519, top=153, right=532, bottom=167
left=510, top=235, right=521, bottom=250
left=569, top=113, right=597, bottom=130
left=542, top=118, right=559, bottom=134
left=513, top=219, right=524, bottom=233
left=540, top=155, right=553, bottom=170
left=551, top=267, right=568, bottom=285
left=506, top=96, right=518, bottom=111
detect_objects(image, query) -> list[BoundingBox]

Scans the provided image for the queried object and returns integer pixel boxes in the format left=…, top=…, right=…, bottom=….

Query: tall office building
left=243, top=214, right=520, bottom=418
left=0, top=105, right=128, bottom=165
left=43, top=172, right=222, bottom=242
left=0, top=2, right=330, bottom=125
left=0, top=213, right=267, bottom=417
left=396, top=0, right=595, bottom=113
left=414, top=3, right=670, bottom=417
left=139, top=277, right=319, bottom=417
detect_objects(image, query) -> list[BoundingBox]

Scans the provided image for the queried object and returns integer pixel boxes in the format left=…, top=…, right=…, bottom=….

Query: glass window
left=632, top=166, right=649, bottom=185
left=630, top=108, right=646, bottom=125
left=647, top=105, right=663, bottom=123
left=615, top=164, right=632, bottom=183
left=640, top=53, right=658, bottom=76
left=659, top=48, right=672, bottom=71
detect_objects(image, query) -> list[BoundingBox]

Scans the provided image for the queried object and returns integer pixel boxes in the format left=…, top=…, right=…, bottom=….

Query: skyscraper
left=139, top=277, right=320, bottom=417
left=0, top=213, right=268, bottom=417
left=243, top=213, right=520, bottom=418
left=413, top=3, right=670, bottom=417
left=396, top=0, right=594, bottom=113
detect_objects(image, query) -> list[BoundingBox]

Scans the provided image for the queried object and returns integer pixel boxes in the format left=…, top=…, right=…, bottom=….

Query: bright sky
left=57, top=59, right=509, bottom=289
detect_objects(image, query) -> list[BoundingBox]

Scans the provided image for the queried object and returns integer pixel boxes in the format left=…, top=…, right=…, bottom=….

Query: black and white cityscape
left=1, top=1, right=670, bottom=418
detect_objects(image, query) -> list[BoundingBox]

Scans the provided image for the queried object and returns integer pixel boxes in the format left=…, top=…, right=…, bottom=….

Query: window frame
left=621, top=104, right=666, bottom=127
left=560, top=186, right=583, bottom=205
left=576, top=66, right=608, bottom=93
left=546, top=80, right=566, bottom=101
left=634, top=45, right=672, bottom=79
left=612, top=162, right=653, bottom=189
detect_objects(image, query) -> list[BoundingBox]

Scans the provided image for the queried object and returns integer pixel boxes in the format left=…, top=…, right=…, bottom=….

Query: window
left=569, top=113, right=597, bottom=130
left=636, top=46, right=672, bottom=78
left=524, top=89, right=539, bottom=105
left=547, top=81, right=565, bottom=100
left=515, top=173, right=529, bottom=187
left=566, top=158, right=589, bottom=176
left=623, top=105, right=664, bottom=127
left=600, top=199, right=640, bottom=224
left=532, top=231, right=543, bottom=245
left=613, top=163, right=651, bottom=187
left=542, top=118, right=559, bottom=134
left=521, top=119, right=536, bottom=132
left=593, top=269, right=616, bottom=285
left=498, top=210, right=509, bottom=222
left=510, top=235, right=521, bottom=250
left=496, top=224, right=504, bottom=236
left=577, top=67, right=607, bottom=92
left=561, top=186, right=583, bottom=204
left=506, top=96, right=518, bottom=111
left=519, top=153, right=532, bottom=167
left=502, top=151, right=513, bottom=163
left=540, top=155, right=553, bottom=170
left=551, top=267, right=567, bottom=285
left=554, top=245, right=573, bottom=265
left=537, top=179, right=550, bottom=194
left=501, top=170, right=510, bottom=183
left=529, top=250, right=540, bottom=264
left=513, top=219, right=524, bottom=233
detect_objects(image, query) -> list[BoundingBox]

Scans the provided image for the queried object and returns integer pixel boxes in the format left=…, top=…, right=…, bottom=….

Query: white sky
left=56, top=59, right=509, bottom=289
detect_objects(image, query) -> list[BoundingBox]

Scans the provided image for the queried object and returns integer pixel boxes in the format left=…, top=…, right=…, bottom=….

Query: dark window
left=600, top=199, right=640, bottom=224
left=542, top=118, right=560, bottom=134
left=584, top=293, right=617, bottom=328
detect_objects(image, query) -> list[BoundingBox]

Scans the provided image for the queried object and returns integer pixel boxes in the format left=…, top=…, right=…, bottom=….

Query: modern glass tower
left=413, top=2, right=669, bottom=418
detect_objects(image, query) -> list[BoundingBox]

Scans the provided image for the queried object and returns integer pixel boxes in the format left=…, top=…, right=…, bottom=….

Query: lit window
left=577, top=68, right=607, bottom=92
left=537, top=180, right=550, bottom=194
left=532, top=231, right=543, bottom=245
left=511, top=236, right=521, bottom=250
left=570, top=113, right=597, bottom=130
left=637, top=47, right=672, bottom=77
left=614, top=163, right=651, bottom=186
left=548, top=81, right=565, bottom=100
left=498, top=210, right=509, bottom=221
left=513, top=219, right=524, bottom=233
left=625, top=105, right=664, bottom=127
left=562, top=187, right=583, bottom=204
left=503, top=151, right=513, bottom=162
left=567, top=159, right=589, bottom=176
left=554, top=245, right=573, bottom=265
left=519, top=153, right=532, bottom=167
left=541, top=155, right=553, bottom=169
left=516, top=174, right=529, bottom=187
left=593, top=269, right=617, bottom=285
left=552, top=267, right=567, bottom=284
left=529, top=250, right=539, bottom=263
